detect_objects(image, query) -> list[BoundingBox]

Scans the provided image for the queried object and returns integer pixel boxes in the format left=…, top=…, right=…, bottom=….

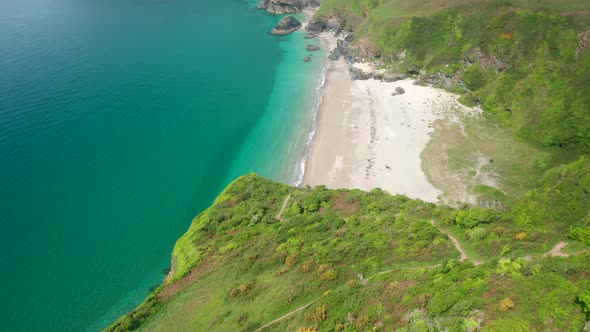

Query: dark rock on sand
left=391, top=87, right=406, bottom=96
left=349, top=66, right=371, bottom=80
left=271, top=16, right=302, bottom=35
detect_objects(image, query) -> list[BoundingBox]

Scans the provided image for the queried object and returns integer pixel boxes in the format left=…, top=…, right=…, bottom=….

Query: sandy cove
left=301, top=34, right=473, bottom=202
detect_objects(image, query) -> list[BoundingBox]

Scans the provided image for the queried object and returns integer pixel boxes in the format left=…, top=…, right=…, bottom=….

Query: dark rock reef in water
left=306, top=44, right=320, bottom=51
left=271, top=16, right=302, bottom=35
left=257, top=0, right=270, bottom=9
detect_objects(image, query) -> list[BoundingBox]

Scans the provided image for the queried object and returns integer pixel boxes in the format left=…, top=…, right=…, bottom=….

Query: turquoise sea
left=0, top=0, right=325, bottom=330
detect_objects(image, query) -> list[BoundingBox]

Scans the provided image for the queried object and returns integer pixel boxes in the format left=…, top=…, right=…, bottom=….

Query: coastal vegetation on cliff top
left=108, top=173, right=590, bottom=331
left=107, top=0, right=590, bottom=331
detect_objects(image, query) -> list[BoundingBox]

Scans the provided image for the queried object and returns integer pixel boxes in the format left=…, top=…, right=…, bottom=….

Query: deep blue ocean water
left=0, top=0, right=325, bottom=330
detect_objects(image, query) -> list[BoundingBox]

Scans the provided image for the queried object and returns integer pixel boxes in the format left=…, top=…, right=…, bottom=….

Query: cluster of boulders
left=264, top=0, right=321, bottom=36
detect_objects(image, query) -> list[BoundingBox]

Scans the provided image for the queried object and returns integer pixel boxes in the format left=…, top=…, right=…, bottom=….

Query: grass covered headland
left=108, top=172, right=590, bottom=331
left=107, top=0, right=590, bottom=330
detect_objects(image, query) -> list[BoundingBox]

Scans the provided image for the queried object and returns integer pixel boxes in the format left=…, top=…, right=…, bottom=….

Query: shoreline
left=300, top=33, right=476, bottom=202
left=291, top=9, right=329, bottom=186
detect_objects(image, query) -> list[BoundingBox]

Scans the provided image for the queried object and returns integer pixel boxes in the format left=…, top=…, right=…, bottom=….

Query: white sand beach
left=302, top=34, right=474, bottom=202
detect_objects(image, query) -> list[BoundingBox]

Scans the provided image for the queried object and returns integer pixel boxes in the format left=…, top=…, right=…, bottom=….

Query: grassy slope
left=107, top=174, right=590, bottom=331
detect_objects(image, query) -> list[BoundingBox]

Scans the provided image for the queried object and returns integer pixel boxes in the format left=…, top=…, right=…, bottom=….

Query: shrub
left=492, top=226, right=506, bottom=235
left=275, top=268, right=288, bottom=277
left=306, top=305, right=327, bottom=324
left=297, top=328, right=317, bottom=332
left=320, top=269, right=338, bottom=281
left=346, top=279, right=358, bottom=288
left=285, top=253, right=299, bottom=267
left=515, top=232, right=527, bottom=240
left=579, top=290, right=590, bottom=317
left=498, top=298, right=515, bottom=312
left=302, top=259, right=314, bottom=273
left=230, top=283, right=253, bottom=298
left=569, top=227, right=590, bottom=245
left=454, top=208, right=499, bottom=228
left=467, top=227, right=489, bottom=241
left=317, top=264, right=330, bottom=275
left=354, top=314, right=370, bottom=331
left=288, top=202, right=303, bottom=216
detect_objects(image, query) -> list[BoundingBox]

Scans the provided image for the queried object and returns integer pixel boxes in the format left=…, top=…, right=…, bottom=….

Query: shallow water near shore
left=0, top=0, right=324, bottom=330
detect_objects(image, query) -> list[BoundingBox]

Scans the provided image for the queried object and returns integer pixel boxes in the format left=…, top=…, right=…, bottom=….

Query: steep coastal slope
left=108, top=174, right=590, bottom=331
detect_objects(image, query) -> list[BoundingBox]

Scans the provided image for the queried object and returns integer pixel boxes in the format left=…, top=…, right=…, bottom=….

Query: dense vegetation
left=107, top=174, right=590, bottom=331
left=107, top=1, right=590, bottom=331
left=319, top=0, right=590, bottom=152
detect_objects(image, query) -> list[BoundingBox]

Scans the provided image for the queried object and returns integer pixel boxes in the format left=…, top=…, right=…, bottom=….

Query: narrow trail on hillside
left=544, top=242, right=570, bottom=257
left=256, top=263, right=445, bottom=330
left=254, top=298, right=320, bottom=332
left=429, top=220, right=482, bottom=265
left=275, top=194, right=291, bottom=221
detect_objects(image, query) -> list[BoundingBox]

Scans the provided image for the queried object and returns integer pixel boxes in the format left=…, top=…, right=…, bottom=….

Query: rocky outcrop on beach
left=414, top=72, right=465, bottom=90
left=266, top=0, right=306, bottom=14
left=271, top=16, right=302, bottom=35
left=327, top=36, right=380, bottom=64
left=348, top=64, right=407, bottom=82
left=328, top=47, right=342, bottom=61
left=306, top=14, right=346, bottom=34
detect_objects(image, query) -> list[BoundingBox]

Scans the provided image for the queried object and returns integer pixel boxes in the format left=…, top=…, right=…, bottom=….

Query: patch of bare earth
left=332, top=192, right=360, bottom=215
left=158, top=259, right=219, bottom=300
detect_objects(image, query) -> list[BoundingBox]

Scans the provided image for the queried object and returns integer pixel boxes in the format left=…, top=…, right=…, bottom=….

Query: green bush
left=569, top=227, right=590, bottom=245
left=454, top=208, right=499, bottom=228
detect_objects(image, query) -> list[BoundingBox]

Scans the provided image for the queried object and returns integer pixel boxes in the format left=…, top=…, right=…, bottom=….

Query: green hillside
left=107, top=173, right=590, bottom=331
